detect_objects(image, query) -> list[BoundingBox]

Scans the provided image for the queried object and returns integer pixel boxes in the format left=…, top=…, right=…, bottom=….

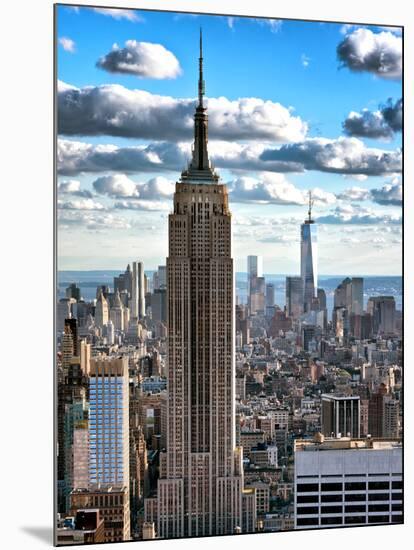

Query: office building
left=152, top=288, right=167, bottom=324
left=266, top=283, right=275, bottom=307
left=367, top=296, right=396, bottom=336
left=88, top=356, right=130, bottom=488
left=321, top=394, right=360, bottom=438
left=294, top=436, right=402, bottom=529
left=71, top=486, right=130, bottom=542
left=286, top=276, right=303, bottom=319
left=247, top=255, right=263, bottom=315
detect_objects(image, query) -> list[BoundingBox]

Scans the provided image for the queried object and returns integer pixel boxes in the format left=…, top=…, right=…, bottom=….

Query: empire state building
left=144, top=30, right=256, bottom=538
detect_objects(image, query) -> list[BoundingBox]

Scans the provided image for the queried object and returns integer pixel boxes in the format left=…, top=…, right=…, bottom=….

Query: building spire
left=198, top=27, right=205, bottom=108
left=178, top=29, right=219, bottom=184
left=307, top=190, right=314, bottom=223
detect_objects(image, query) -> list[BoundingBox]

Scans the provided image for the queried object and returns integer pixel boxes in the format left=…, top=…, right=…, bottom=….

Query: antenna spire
left=198, top=27, right=205, bottom=107
left=308, top=190, right=314, bottom=222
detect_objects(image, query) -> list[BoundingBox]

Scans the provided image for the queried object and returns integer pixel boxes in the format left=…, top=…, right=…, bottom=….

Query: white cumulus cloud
left=337, top=28, right=402, bottom=79
left=93, top=174, right=139, bottom=198
left=58, top=82, right=308, bottom=142
left=97, top=40, right=182, bottom=79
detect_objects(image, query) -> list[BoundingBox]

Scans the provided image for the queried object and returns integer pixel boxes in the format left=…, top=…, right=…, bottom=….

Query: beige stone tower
left=145, top=30, right=256, bottom=539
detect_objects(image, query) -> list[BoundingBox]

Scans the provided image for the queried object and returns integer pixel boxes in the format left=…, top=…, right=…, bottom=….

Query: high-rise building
left=300, top=193, right=317, bottom=312
left=110, top=289, right=124, bottom=331
left=88, top=356, right=130, bottom=488
left=368, top=383, right=388, bottom=437
left=265, top=283, right=275, bottom=307
left=106, top=319, right=115, bottom=345
left=321, top=394, right=360, bottom=438
left=334, top=277, right=364, bottom=315
left=153, top=266, right=167, bottom=291
left=350, top=277, right=363, bottom=314
left=247, top=256, right=264, bottom=315
left=294, top=436, right=402, bottom=529
left=247, top=255, right=263, bottom=280
left=158, top=265, right=167, bottom=289
left=78, top=356, right=131, bottom=542
left=72, top=420, right=89, bottom=490
left=249, top=276, right=266, bottom=315
left=152, top=288, right=167, bottom=324
left=66, top=283, right=81, bottom=302
left=131, top=261, right=145, bottom=319
left=383, top=398, right=400, bottom=438
left=367, top=296, right=396, bottom=336
left=145, top=31, right=253, bottom=539
left=57, top=298, right=74, bottom=332
left=95, top=289, right=109, bottom=329
left=114, top=264, right=133, bottom=297
left=317, top=287, right=327, bottom=330
left=286, top=276, right=303, bottom=319
left=235, top=304, right=250, bottom=347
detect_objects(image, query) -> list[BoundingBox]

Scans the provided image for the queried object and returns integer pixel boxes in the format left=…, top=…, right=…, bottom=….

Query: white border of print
left=1, top=1, right=411, bottom=549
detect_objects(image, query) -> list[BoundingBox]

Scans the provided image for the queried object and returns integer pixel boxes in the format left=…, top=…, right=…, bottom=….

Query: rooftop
left=295, top=435, right=402, bottom=452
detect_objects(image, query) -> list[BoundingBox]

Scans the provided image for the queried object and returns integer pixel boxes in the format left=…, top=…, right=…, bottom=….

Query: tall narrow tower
left=300, top=191, right=318, bottom=312
left=131, top=261, right=145, bottom=319
left=145, top=30, right=255, bottom=539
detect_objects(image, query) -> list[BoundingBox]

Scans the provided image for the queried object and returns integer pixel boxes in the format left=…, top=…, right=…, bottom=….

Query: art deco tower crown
left=180, top=28, right=220, bottom=184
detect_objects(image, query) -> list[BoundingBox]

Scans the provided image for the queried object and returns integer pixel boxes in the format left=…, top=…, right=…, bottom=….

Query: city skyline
left=57, top=5, right=402, bottom=275
left=55, top=5, right=403, bottom=545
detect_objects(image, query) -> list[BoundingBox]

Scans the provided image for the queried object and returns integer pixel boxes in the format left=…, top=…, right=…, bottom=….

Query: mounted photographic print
left=55, top=3, right=403, bottom=545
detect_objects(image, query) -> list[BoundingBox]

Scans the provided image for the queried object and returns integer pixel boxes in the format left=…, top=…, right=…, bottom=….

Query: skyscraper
left=300, top=193, right=317, bottom=312
left=247, top=255, right=263, bottom=314
left=86, top=356, right=131, bottom=541
left=131, top=261, right=145, bottom=319
left=95, top=289, right=109, bottom=329
left=110, top=289, right=124, bottom=331
left=266, top=283, right=275, bottom=307
left=88, top=356, right=130, bottom=488
left=334, top=277, right=364, bottom=315
left=145, top=30, right=254, bottom=539
left=350, top=277, right=363, bottom=315
left=367, top=296, right=396, bottom=336
left=286, top=276, right=303, bottom=319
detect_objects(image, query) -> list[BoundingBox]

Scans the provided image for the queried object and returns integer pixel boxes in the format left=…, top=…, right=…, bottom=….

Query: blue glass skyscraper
left=300, top=193, right=318, bottom=313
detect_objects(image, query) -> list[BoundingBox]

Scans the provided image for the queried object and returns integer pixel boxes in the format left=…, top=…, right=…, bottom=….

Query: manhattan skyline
left=57, top=5, right=402, bottom=275
left=55, top=6, right=403, bottom=544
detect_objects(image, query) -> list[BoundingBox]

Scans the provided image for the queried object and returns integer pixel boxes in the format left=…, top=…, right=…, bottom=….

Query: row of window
left=297, top=493, right=402, bottom=503
left=297, top=504, right=403, bottom=514
left=297, top=481, right=402, bottom=492
left=297, top=515, right=403, bottom=527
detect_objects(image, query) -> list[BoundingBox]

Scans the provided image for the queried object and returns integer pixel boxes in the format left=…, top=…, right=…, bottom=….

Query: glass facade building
left=88, top=358, right=129, bottom=487
left=301, top=221, right=317, bottom=312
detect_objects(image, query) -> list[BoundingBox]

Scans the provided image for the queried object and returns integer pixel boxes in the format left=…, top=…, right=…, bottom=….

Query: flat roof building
left=294, top=435, right=402, bottom=530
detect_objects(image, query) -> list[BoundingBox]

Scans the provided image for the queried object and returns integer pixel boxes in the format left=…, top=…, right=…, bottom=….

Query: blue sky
left=56, top=5, right=402, bottom=274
